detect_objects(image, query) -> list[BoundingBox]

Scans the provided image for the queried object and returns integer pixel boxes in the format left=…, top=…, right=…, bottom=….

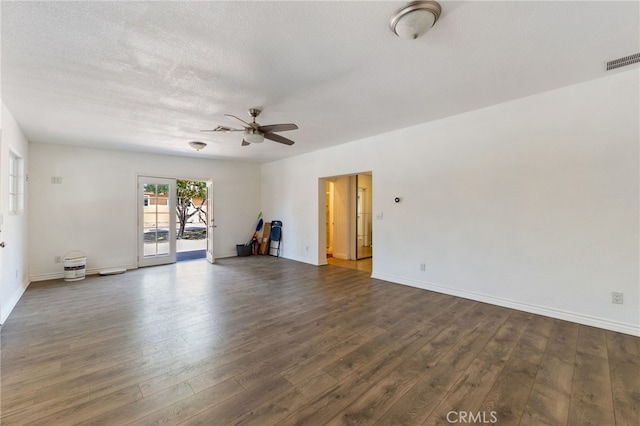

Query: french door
left=138, top=176, right=176, bottom=267
left=206, top=179, right=215, bottom=264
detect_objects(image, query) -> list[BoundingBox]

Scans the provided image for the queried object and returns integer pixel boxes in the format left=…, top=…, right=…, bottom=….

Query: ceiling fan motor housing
left=249, top=108, right=261, bottom=120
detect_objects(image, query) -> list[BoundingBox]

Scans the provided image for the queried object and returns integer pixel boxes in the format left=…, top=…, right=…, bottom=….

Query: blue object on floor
left=176, top=249, right=206, bottom=262
left=269, top=220, right=283, bottom=257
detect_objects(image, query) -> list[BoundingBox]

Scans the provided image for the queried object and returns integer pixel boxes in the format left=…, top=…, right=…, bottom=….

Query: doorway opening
left=176, top=180, right=208, bottom=262
left=322, top=173, right=372, bottom=273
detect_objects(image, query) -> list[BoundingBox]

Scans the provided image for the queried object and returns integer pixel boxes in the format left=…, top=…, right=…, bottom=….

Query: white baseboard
left=216, top=251, right=238, bottom=259
left=372, top=272, right=640, bottom=337
left=1, top=277, right=30, bottom=324
left=332, top=252, right=349, bottom=260
left=29, top=254, right=253, bottom=281
left=30, top=264, right=136, bottom=283
left=278, top=253, right=318, bottom=265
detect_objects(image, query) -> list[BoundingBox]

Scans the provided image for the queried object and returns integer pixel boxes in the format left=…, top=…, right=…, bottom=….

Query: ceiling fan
left=201, top=108, right=298, bottom=146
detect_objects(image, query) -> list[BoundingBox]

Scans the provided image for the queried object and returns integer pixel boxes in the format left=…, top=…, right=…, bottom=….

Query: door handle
left=0, top=242, right=5, bottom=248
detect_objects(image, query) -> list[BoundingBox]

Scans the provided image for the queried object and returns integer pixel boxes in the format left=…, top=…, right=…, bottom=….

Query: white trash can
left=63, top=251, right=86, bottom=281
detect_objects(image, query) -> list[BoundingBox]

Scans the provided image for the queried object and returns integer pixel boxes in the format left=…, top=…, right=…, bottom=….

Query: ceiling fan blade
left=258, top=123, right=298, bottom=133
left=241, top=139, right=250, bottom=146
left=225, top=114, right=252, bottom=128
left=264, top=132, right=295, bottom=146
left=201, top=125, right=243, bottom=132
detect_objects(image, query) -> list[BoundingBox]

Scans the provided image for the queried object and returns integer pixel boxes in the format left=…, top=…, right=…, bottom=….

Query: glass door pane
left=139, top=177, right=176, bottom=267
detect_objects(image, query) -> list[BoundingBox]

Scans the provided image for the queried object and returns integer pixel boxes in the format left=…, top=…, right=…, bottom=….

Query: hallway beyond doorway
left=322, top=172, right=373, bottom=265
left=327, top=256, right=372, bottom=273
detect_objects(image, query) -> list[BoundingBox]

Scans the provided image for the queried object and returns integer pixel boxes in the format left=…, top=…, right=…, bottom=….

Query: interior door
left=206, top=179, right=215, bottom=264
left=138, top=176, right=176, bottom=267
left=0, top=130, right=4, bottom=322
left=356, top=174, right=373, bottom=260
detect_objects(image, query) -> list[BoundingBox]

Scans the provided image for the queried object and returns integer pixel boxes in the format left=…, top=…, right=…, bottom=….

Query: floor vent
left=606, top=53, right=640, bottom=71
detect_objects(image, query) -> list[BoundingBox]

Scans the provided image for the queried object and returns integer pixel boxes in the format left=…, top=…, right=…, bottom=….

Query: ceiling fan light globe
left=244, top=129, right=264, bottom=144
left=245, top=134, right=264, bottom=144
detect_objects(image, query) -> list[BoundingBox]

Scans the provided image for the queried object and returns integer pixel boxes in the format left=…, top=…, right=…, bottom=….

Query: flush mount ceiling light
left=188, top=141, right=207, bottom=151
left=390, top=1, right=441, bottom=40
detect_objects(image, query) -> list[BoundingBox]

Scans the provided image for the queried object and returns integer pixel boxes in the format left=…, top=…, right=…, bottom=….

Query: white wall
left=1, top=103, right=30, bottom=324
left=261, top=69, right=640, bottom=336
left=29, top=143, right=261, bottom=280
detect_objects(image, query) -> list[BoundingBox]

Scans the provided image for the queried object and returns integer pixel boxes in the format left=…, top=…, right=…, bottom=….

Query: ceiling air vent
left=606, top=53, right=640, bottom=71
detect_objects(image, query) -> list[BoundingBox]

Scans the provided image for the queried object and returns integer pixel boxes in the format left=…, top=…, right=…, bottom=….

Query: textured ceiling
left=2, top=1, right=639, bottom=163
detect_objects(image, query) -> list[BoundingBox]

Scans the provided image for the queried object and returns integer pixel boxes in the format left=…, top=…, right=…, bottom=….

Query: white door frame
left=206, top=179, right=215, bottom=264
left=0, top=130, right=3, bottom=323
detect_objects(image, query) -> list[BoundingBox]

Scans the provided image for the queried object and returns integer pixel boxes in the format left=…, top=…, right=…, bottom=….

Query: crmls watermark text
left=446, top=411, right=498, bottom=424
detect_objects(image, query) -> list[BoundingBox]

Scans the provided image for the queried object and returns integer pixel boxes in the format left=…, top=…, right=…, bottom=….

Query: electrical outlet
left=612, top=292, right=624, bottom=304
left=55, top=256, right=62, bottom=264
left=51, top=176, right=63, bottom=184
left=420, top=263, right=426, bottom=272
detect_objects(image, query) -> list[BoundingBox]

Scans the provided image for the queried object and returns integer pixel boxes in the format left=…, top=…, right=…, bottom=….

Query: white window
left=8, top=151, right=24, bottom=214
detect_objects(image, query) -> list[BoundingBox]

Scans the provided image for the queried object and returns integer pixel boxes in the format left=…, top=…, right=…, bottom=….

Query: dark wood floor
left=1, top=257, right=638, bottom=425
